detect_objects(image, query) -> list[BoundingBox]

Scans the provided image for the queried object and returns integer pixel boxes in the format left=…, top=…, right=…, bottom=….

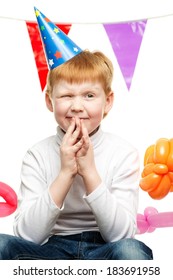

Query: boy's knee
left=0, top=234, right=11, bottom=248
left=0, top=234, right=18, bottom=259
left=111, top=238, right=153, bottom=260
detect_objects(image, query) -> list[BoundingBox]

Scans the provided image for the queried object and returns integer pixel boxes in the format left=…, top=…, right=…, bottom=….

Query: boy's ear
left=45, top=93, right=53, bottom=112
left=104, top=91, right=114, bottom=115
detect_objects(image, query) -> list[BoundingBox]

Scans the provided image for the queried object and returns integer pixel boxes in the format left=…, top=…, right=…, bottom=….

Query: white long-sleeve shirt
left=13, top=126, right=140, bottom=245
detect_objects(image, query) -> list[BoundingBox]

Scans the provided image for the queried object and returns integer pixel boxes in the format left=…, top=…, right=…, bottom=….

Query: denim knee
left=110, top=238, right=153, bottom=260
left=0, top=234, right=14, bottom=259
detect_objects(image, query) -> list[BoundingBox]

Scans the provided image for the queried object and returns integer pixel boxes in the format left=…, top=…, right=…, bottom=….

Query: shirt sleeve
left=84, top=148, right=140, bottom=242
left=13, top=148, right=61, bottom=244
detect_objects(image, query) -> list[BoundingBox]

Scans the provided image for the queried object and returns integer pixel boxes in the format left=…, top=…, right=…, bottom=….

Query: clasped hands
left=50, top=117, right=101, bottom=206
left=60, top=117, right=95, bottom=179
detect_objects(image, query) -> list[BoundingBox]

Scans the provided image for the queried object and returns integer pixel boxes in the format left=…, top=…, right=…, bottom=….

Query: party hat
left=34, top=7, right=83, bottom=69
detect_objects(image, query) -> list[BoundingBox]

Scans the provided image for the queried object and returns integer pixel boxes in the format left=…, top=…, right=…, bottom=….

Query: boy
left=0, top=8, right=153, bottom=260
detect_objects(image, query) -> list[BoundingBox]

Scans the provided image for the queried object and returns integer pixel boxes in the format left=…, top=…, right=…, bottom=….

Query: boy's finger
left=71, top=117, right=81, bottom=140
left=62, top=118, right=76, bottom=143
left=63, top=117, right=82, bottom=146
left=76, top=135, right=90, bottom=157
left=81, top=119, right=88, bottom=138
left=72, top=137, right=83, bottom=153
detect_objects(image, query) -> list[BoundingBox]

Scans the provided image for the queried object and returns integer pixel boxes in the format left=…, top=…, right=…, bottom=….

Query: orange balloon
left=168, top=172, right=173, bottom=183
left=144, top=145, right=154, bottom=165
left=153, top=163, right=168, bottom=175
left=166, top=138, right=173, bottom=171
left=140, top=173, right=162, bottom=192
left=148, top=174, right=171, bottom=199
left=140, top=138, right=173, bottom=199
left=153, top=138, right=170, bottom=164
left=170, top=184, right=173, bottom=192
left=141, top=163, right=154, bottom=177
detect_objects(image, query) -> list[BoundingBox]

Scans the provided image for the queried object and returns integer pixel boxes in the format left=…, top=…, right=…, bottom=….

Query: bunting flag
left=26, top=22, right=72, bottom=91
left=26, top=20, right=147, bottom=91
left=104, top=21, right=147, bottom=90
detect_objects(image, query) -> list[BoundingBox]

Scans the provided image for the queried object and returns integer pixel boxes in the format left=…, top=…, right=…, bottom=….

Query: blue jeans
left=0, top=232, right=153, bottom=260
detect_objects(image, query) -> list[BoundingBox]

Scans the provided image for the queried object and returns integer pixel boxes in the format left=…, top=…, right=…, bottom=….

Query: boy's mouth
left=66, top=116, right=88, bottom=120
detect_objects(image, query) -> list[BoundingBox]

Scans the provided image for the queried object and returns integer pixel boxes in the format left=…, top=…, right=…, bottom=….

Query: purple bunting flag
left=104, top=21, right=147, bottom=90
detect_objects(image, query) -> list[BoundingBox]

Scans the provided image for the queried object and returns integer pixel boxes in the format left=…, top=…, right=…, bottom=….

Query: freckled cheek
left=54, top=102, right=69, bottom=116
left=86, top=111, right=103, bottom=132
left=89, top=106, right=105, bottom=120
left=53, top=103, right=69, bottom=125
left=85, top=109, right=104, bottom=134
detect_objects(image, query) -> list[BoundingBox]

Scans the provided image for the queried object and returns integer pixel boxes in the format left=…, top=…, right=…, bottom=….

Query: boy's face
left=46, top=80, right=113, bottom=135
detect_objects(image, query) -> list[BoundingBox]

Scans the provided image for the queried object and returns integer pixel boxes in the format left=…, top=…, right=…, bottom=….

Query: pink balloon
left=144, top=206, right=158, bottom=217
left=0, top=182, right=17, bottom=217
left=136, top=213, right=149, bottom=234
left=137, top=207, right=173, bottom=234
left=148, top=212, right=173, bottom=228
left=144, top=207, right=158, bottom=233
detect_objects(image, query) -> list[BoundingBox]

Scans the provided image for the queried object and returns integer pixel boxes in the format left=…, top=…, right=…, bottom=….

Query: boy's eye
left=60, top=95, right=72, bottom=98
left=86, top=93, right=94, bottom=98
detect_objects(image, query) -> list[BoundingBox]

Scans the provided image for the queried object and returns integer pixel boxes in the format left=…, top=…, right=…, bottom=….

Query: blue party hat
left=34, top=7, right=83, bottom=69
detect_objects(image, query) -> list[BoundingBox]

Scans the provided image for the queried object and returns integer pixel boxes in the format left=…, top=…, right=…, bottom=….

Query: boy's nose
left=71, top=98, right=84, bottom=112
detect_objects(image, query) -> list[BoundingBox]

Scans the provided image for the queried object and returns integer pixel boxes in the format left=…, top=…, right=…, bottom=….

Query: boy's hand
left=60, top=117, right=83, bottom=177
left=50, top=118, right=83, bottom=208
left=76, top=119, right=94, bottom=176
left=60, top=117, right=101, bottom=194
left=76, top=120, right=101, bottom=194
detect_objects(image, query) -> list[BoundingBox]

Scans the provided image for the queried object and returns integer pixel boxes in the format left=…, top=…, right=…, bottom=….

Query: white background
left=0, top=0, right=173, bottom=265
